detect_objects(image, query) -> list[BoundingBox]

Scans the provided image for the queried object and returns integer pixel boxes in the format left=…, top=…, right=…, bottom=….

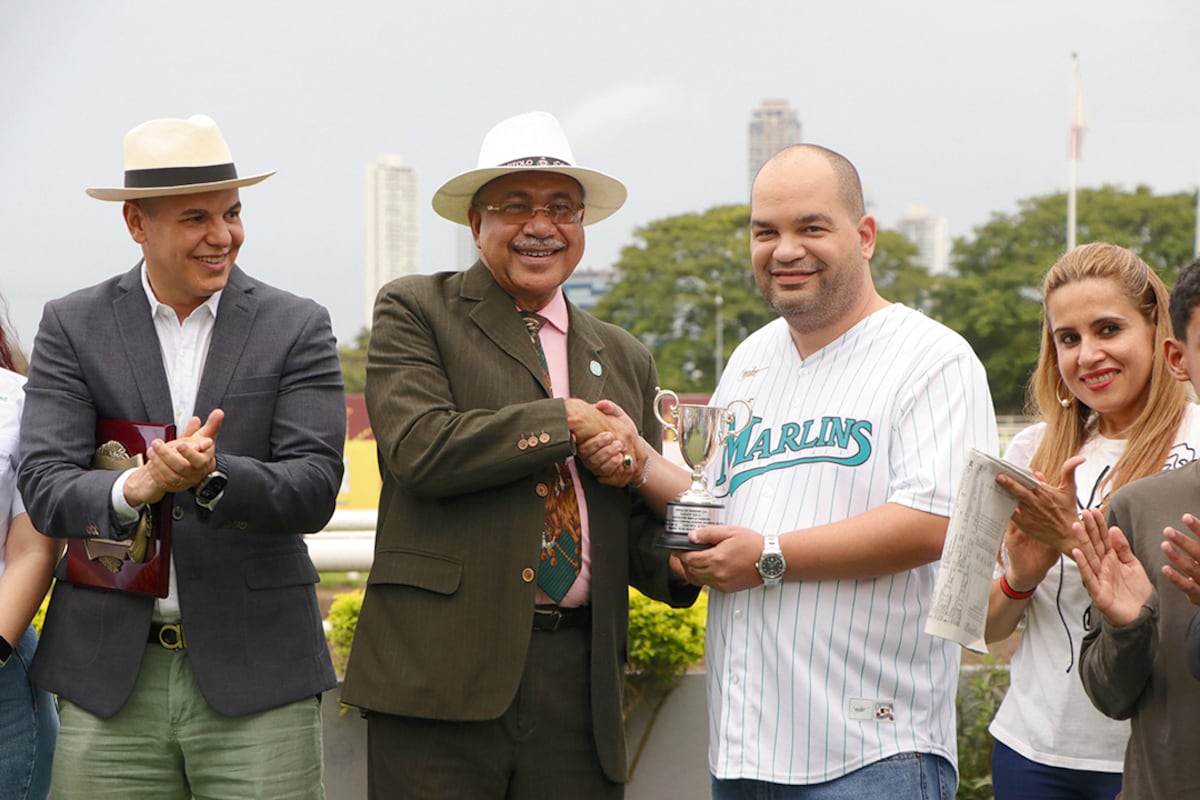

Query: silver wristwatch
left=755, top=534, right=786, bottom=586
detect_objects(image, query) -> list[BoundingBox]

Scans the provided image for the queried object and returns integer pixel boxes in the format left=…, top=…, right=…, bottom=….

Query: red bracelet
left=1000, top=573, right=1037, bottom=600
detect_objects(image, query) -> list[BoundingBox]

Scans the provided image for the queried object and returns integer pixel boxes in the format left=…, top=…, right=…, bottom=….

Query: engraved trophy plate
left=654, top=388, right=751, bottom=550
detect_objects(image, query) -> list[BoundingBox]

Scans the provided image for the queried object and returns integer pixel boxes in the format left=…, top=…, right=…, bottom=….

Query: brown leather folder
left=64, top=419, right=176, bottom=597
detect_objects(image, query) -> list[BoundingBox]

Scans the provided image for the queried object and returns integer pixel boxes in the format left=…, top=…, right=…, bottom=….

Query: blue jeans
left=711, top=752, right=957, bottom=800
left=0, top=626, right=57, bottom=800
left=992, top=739, right=1121, bottom=800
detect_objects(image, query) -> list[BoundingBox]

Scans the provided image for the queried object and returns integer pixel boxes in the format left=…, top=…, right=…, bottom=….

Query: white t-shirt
left=989, top=403, right=1200, bottom=771
left=704, top=304, right=998, bottom=784
left=0, top=369, right=28, bottom=580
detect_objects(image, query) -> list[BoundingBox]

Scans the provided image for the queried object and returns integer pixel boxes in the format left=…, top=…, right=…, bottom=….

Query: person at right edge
left=582, top=143, right=997, bottom=798
left=984, top=243, right=1200, bottom=800
left=1070, top=255, right=1200, bottom=800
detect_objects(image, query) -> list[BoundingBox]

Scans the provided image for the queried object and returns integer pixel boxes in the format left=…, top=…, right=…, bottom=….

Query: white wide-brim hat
left=86, top=114, right=275, bottom=201
left=432, top=111, right=627, bottom=227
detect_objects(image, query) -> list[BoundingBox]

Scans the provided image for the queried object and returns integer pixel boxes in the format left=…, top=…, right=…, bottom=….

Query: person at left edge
left=18, top=114, right=345, bottom=800
left=0, top=311, right=61, bottom=800
left=341, top=111, right=698, bottom=800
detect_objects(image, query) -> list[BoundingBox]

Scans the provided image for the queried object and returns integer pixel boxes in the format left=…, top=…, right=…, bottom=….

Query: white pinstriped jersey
left=704, top=304, right=998, bottom=784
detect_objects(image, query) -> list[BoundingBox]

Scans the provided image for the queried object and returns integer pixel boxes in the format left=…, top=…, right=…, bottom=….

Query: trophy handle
left=722, top=399, right=753, bottom=440
left=654, top=387, right=680, bottom=437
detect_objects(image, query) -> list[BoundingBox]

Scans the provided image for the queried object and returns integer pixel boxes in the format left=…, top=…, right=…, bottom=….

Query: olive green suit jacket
left=341, top=263, right=695, bottom=781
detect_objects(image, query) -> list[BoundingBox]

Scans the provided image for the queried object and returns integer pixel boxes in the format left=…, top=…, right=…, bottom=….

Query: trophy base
left=656, top=531, right=714, bottom=551
left=656, top=501, right=721, bottom=550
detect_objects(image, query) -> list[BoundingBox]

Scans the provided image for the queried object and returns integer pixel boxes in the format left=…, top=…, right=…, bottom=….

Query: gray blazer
left=340, top=262, right=696, bottom=782
left=20, top=263, right=345, bottom=718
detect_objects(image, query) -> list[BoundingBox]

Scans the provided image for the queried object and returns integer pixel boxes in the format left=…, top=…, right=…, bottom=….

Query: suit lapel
left=112, top=263, right=174, bottom=423
left=566, top=305, right=608, bottom=402
left=462, top=263, right=547, bottom=395
left=197, top=266, right=257, bottom=413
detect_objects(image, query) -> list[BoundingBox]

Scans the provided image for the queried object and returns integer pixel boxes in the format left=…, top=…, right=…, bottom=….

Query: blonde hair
left=1027, top=242, right=1187, bottom=503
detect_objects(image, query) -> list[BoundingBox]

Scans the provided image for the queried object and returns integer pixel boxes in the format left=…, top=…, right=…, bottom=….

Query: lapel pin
left=590, top=360, right=602, bottom=376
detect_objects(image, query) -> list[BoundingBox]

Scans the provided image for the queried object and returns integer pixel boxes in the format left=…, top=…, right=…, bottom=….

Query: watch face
left=760, top=553, right=786, bottom=579
left=197, top=475, right=227, bottom=502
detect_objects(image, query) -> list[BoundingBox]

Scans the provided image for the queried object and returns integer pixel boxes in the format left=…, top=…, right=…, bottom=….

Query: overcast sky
left=3, top=1, right=1197, bottom=351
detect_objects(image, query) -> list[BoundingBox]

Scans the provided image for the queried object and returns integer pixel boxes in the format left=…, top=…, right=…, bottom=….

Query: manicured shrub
left=624, top=587, right=708, bottom=717
left=326, top=588, right=363, bottom=678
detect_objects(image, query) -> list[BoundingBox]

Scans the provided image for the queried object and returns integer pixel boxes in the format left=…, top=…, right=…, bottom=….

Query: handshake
left=564, top=398, right=647, bottom=488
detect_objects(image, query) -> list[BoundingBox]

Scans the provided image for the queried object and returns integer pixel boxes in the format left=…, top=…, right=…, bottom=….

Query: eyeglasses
left=479, top=201, right=585, bottom=225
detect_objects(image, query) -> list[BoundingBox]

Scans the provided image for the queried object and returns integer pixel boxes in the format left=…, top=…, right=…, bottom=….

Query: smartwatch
left=194, top=452, right=229, bottom=511
left=0, top=634, right=13, bottom=668
left=755, top=534, right=787, bottom=586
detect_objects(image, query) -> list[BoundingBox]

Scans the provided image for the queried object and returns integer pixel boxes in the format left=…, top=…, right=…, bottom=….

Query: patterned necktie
left=521, top=311, right=582, bottom=602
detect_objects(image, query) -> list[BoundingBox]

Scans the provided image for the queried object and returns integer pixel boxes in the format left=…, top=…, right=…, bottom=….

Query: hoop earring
left=1057, top=393, right=1071, bottom=409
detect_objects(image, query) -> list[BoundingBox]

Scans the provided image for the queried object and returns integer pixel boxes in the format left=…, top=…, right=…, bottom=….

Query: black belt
left=148, top=621, right=187, bottom=650
left=533, top=605, right=591, bottom=632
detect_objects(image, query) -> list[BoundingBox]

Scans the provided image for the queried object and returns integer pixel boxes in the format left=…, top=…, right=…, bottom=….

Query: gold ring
left=622, top=455, right=633, bottom=469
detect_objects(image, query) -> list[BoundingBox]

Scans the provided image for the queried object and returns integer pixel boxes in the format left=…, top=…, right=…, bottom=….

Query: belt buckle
left=157, top=623, right=186, bottom=650
left=535, top=608, right=563, bottom=632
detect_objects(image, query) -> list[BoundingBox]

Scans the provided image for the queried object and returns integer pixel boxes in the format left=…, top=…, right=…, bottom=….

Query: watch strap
left=195, top=452, right=229, bottom=511
left=756, top=534, right=786, bottom=585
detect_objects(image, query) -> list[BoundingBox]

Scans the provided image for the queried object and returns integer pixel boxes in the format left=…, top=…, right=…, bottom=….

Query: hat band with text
left=125, top=162, right=239, bottom=189
left=499, top=156, right=571, bottom=168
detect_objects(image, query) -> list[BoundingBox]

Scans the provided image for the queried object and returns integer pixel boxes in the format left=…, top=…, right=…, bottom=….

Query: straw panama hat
left=432, top=111, right=627, bottom=227
left=86, top=114, right=275, bottom=201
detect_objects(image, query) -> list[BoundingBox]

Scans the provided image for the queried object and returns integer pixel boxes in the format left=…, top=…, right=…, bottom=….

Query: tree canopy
left=592, top=205, right=763, bottom=392
left=339, top=327, right=370, bottom=395
left=931, top=185, right=1198, bottom=411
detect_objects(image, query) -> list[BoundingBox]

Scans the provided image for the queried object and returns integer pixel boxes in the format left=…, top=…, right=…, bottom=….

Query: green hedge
left=326, top=588, right=363, bottom=678
left=323, top=586, right=709, bottom=715
left=624, top=587, right=708, bottom=716
left=956, top=657, right=1010, bottom=800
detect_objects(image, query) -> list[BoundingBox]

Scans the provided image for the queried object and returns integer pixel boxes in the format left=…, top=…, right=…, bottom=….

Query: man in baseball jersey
left=581, top=144, right=997, bottom=797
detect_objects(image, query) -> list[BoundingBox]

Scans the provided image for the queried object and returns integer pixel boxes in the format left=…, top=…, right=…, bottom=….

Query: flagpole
left=1067, top=148, right=1078, bottom=251
left=1067, top=52, right=1085, bottom=251
left=1194, top=187, right=1199, bottom=258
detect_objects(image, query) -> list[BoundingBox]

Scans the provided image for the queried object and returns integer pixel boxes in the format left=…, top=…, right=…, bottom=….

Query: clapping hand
left=1162, top=513, right=1200, bottom=606
left=1071, top=508, right=1153, bottom=627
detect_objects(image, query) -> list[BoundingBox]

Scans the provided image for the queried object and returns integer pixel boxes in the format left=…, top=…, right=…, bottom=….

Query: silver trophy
left=654, top=388, right=752, bottom=550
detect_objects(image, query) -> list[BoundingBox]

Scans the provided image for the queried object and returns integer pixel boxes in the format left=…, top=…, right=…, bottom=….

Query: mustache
left=513, top=237, right=566, bottom=249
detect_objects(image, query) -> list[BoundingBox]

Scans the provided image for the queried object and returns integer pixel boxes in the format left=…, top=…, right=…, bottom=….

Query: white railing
left=305, top=509, right=376, bottom=571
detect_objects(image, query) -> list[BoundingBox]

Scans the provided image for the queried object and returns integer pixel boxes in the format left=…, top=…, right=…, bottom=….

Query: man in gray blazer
left=341, top=112, right=696, bottom=799
left=19, top=115, right=345, bottom=799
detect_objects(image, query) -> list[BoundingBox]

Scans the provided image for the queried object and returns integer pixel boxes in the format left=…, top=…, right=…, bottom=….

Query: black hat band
left=124, top=162, right=239, bottom=189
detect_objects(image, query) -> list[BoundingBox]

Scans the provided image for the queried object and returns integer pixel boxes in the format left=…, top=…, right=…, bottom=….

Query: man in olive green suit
left=341, top=112, right=695, bottom=799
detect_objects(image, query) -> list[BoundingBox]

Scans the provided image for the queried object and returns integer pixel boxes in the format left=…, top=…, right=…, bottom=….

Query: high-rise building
left=365, top=155, right=419, bottom=327
left=563, top=266, right=614, bottom=311
left=895, top=203, right=949, bottom=276
left=748, top=99, right=802, bottom=193
left=455, top=225, right=477, bottom=269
